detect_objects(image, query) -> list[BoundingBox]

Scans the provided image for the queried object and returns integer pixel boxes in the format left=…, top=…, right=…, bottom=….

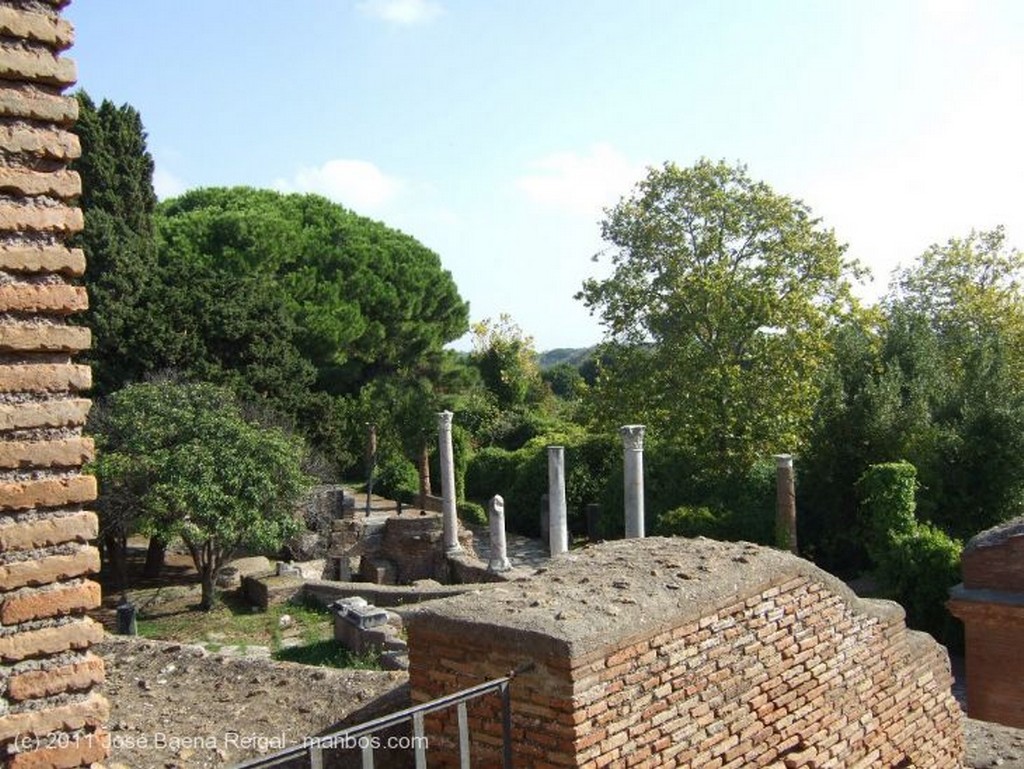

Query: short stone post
left=620, top=425, right=646, bottom=538
left=488, top=495, right=511, bottom=572
left=774, top=454, right=798, bottom=555
left=547, top=446, right=568, bottom=555
left=438, top=410, right=462, bottom=553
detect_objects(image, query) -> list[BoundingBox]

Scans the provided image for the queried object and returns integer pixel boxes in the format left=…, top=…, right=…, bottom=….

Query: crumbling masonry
left=0, top=2, right=108, bottom=767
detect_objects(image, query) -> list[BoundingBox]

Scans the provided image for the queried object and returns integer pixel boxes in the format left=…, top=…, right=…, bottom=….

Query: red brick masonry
left=0, top=2, right=108, bottom=766
left=949, top=515, right=1024, bottom=729
left=408, top=538, right=964, bottom=768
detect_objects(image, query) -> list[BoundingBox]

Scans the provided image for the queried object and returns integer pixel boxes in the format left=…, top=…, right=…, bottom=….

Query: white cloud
left=357, top=0, right=442, bottom=25
left=153, top=166, right=187, bottom=200
left=798, top=42, right=1024, bottom=301
left=515, top=143, right=646, bottom=219
left=273, top=158, right=404, bottom=212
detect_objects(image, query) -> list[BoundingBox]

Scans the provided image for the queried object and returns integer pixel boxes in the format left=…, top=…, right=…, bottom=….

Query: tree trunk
left=418, top=443, right=432, bottom=510
left=104, top=531, right=128, bottom=593
left=199, top=564, right=215, bottom=611
left=143, top=535, right=166, bottom=578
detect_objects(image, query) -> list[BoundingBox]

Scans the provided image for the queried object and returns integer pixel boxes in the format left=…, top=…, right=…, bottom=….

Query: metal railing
left=233, top=666, right=528, bottom=769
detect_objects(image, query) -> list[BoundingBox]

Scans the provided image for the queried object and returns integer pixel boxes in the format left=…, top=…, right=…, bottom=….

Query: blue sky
left=66, top=1, right=1024, bottom=351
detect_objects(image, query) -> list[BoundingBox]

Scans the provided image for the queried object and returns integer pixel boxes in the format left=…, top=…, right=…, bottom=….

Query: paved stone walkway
left=467, top=523, right=551, bottom=570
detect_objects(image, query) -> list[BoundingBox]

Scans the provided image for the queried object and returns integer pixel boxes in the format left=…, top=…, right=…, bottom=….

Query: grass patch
left=273, top=641, right=381, bottom=669
left=134, top=590, right=333, bottom=651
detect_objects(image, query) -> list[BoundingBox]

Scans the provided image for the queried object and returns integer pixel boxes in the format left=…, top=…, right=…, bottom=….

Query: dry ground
left=88, top=542, right=1024, bottom=768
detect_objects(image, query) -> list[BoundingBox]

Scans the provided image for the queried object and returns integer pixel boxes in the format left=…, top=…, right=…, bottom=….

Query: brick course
left=0, top=3, right=107, bottom=765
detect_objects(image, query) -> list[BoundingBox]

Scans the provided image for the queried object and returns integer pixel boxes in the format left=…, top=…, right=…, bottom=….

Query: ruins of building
left=949, top=515, right=1024, bottom=730
left=407, top=537, right=964, bottom=768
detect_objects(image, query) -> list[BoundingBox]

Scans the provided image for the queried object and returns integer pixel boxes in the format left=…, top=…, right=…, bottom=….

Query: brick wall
left=0, top=2, right=108, bottom=767
left=949, top=515, right=1024, bottom=728
left=407, top=538, right=964, bottom=768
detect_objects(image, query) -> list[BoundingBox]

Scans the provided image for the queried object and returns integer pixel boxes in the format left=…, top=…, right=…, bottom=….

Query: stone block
left=0, top=398, right=92, bottom=430
left=0, top=579, right=101, bottom=623
left=8, top=652, right=105, bottom=700
left=0, top=617, right=104, bottom=662
left=0, top=202, right=84, bottom=233
left=0, top=124, right=80, bottom=160
left=0, top=45, right=77, bottom=86
left=0, top=283, right=88, bottom=314
left=0, top=87, right=77, bottom=124
left=0, top=511, right=98, bottom=551
left=0, top=245, right=86, bottom=276
left=0, top=168, right=81, bottom=199
left=0, top=690, right=108, bottom=740
left=0, top=363, right=90, bottom=393
left=0, top=546, right=99, bottom=590
left=0, top=436, right=94, bottom=469
left=9, top=729, right=108, bottom=769
left=0, top=474, right=96, bottom=511
left=0, top=323, right=91, bottom=352
left=0, top=7, right=75, bottom=49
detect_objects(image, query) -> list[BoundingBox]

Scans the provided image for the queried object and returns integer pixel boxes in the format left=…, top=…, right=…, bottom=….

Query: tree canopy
left=70, top=92, right=162, bottom=395
left=155, top=187, right=470, bottom=395
left=578, top=159, right=862, bottom=467
left=90, top=381, right=312, bottom=609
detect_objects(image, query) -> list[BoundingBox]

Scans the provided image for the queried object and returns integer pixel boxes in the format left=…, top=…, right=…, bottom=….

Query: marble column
left=621, top=425, right=646, bottom=538
left=437, top=410, right=462, bottom=553
left=488, top=495, right=511, bottom=572
left=547, top=446, right=568, bottom=555
left=774, top=454, right=798, bottom=555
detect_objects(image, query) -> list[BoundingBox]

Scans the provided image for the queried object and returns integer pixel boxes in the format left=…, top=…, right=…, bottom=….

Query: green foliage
left=856, top=461, right=918, bottom=558
left=856, top=462, right=963, bottom=642
left=90, top=380, right=313, bottom=609
left=656, top=505, right=723, bottom=538
left=470, top=314, right=548, bottom=410
left=457, top=501, right=488, bottom=526
left=578, top=158, right=861, bottom=470
left=70, top=92, right=161, bottom=396
left=373, top=452, right=419, bottom=504
left=465, top=446, right=518, bottom=501
left=802, top=230, right=1024, bottom=573
left=157, top=187, right=468, bottom=395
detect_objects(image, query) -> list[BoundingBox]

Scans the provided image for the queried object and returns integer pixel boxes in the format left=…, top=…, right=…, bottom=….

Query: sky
left=66, top=1, right=1024, bottom=352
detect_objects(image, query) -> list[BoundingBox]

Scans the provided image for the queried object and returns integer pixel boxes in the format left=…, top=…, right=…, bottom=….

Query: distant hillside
left=538, top=346, right=596, bottom=369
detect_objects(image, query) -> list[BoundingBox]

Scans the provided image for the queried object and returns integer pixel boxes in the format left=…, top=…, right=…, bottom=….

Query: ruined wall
left=949, top=515, right=1024, bottom=729
left=407, top=538, right=963, bottom=768
left=0, top=2, right=108, bottom=767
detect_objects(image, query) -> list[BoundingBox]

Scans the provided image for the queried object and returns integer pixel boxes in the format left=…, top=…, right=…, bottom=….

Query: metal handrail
left=233, top=663, right=532, bottom=769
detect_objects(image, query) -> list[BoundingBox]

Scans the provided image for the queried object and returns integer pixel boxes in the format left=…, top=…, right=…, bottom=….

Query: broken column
left=775, top=454, right=798, bottom=555
left=620, top=425, right=646, bottom=538
left=487, top=495, right=511, bottom=572
left=437, top=410, right=461, bottom=553
left=547, top=445, right=568, bottom=555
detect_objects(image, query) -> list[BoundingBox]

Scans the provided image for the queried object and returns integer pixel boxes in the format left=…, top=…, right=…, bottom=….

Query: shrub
left=373, top=452, right=419, bottom=503
left=856, top=461, right=963, bottom=643
left=465, top=446, right=518, bottom=500
left=656, top=505, right=724, bottom=538
left=457, top=501, right=487, bottom=525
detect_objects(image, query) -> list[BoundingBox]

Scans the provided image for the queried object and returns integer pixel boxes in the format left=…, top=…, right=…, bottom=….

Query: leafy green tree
left=470, top=314, right=547, bottom=409
left=578, top=159, right=862, bottom=467
left=156, top=187, right=469, bottom=395
left=801, top=229, right=1024, bottom=570
left=90, top=381, right=312, bottom=609
left=70, top=92, right=162, bottom=395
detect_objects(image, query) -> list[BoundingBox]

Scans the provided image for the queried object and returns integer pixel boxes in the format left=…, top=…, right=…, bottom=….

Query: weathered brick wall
left=0, top=1, right=108, bottom=766
left=949, top=516, right=1024, bottom=729
left=407, top=538, right=964, bottom=768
